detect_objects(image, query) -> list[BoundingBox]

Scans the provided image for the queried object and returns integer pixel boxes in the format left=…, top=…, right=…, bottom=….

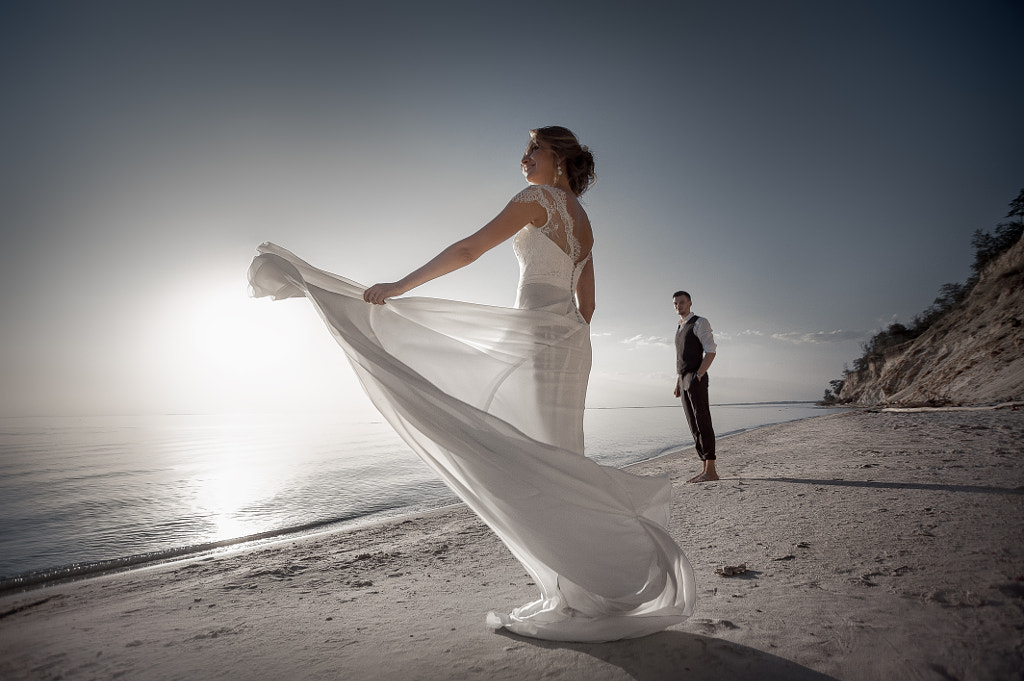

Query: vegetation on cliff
left=822, top=188, right=1024, bottom=404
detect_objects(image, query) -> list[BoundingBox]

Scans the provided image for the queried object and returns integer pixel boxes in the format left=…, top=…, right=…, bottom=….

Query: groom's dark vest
left=675, top=316, right=705, bottom=375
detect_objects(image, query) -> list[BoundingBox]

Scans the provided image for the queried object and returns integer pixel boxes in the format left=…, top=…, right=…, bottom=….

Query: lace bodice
left=511, top=186, right=592, bottom=320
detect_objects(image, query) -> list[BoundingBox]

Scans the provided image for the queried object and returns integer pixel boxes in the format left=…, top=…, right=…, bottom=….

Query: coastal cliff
left=839, top=232, right=1024, bottom=406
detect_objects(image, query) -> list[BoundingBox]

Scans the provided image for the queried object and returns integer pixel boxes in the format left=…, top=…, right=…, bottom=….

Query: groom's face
left=673, top=295, right=691, bottom=317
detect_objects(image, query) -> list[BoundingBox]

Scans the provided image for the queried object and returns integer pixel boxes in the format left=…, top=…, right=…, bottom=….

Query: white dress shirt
left=678, top=312, right=717, bottom=354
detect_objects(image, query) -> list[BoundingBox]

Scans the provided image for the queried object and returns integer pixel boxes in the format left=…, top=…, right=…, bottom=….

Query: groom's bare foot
left=687, top=460, right=718, bottom=483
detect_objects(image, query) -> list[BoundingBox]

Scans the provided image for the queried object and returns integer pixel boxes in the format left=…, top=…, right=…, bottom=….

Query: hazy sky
left=1, top=1, right=1021, bottom=417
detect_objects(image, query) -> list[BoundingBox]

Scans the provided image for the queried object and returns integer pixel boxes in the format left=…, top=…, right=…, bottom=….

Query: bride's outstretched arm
left=363, top=199, right=544, bottom=304
left=576, top=256, right=595, bottom=324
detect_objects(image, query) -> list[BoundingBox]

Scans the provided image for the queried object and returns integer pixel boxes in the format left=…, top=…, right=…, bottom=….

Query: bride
left=248, top=126, right=695, bottom=642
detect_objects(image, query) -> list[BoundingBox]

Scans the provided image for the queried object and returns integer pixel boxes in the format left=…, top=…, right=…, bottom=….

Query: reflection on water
left=0, top=403, right=830, bottom=579
left=191, top=437, right=286, bottom=542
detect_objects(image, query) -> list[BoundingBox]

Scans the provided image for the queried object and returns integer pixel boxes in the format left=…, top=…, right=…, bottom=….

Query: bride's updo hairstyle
left=530, top=126, right=596, bottom=197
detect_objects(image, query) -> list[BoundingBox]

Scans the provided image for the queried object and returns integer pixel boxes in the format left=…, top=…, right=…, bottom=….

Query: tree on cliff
left=1007, top=188, right=1024, bottom=227
left=963, top=188, right=1024, bottom=293
left=821, top=377, right=846, bottom=404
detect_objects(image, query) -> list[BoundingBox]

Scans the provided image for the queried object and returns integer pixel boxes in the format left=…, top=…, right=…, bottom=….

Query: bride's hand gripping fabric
left=362, top=199, right=545, bottom=305
left=363, top=282, right=406, bottom=305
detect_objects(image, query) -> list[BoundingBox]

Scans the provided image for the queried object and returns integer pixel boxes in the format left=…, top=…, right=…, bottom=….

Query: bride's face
left=521, top=139, right=559, bottom=185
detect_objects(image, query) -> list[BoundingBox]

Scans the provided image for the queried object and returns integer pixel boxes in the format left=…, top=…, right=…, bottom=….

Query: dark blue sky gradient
left=1, top=1, right=1021, bottom=414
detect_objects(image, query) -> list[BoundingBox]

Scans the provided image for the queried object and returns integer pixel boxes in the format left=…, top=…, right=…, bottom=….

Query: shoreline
left=0, top=498, right=476, bottom=597
left=2, top=409, right=1021, bottom=680
left=1, top=406, right=838, bottom=595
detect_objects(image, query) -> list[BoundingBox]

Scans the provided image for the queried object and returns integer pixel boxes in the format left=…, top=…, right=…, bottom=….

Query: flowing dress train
left=247, top=185, right=696, bottom=641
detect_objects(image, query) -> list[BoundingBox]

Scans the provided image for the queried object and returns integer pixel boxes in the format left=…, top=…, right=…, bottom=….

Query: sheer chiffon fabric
left=247, top=193, right=695, bottom=641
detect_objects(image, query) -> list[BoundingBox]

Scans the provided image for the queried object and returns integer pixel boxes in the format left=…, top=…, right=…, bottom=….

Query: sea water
left=0, top=403, right=828, bottom=585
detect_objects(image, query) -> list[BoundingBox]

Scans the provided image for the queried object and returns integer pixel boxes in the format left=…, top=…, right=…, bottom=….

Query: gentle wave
left=0, top=503, right=455, bottom=594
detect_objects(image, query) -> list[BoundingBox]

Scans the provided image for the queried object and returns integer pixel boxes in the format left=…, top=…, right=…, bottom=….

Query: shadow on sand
left=744, top=476, right=1024, bottom=496
left=497, top=629, right=838, bottom=681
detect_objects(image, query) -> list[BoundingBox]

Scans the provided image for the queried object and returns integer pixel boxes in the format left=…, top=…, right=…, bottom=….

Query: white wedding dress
left=247, top=185, right=695, bottom=642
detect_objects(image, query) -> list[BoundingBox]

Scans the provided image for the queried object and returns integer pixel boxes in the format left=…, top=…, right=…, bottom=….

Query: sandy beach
left=2, top=408, right=1022, bottom=681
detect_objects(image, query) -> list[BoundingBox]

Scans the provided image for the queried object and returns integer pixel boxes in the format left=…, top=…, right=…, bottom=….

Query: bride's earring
left=553, top=165, right=562, bottom=185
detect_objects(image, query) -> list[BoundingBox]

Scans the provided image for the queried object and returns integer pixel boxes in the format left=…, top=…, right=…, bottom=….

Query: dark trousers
left=680, top=373, right=715, bottom=461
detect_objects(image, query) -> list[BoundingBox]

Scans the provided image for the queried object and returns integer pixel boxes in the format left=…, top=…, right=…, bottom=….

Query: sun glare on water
left=191, top=435, right=286, bottom=541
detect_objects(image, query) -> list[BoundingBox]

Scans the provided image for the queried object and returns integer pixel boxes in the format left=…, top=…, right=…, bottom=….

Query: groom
left=672, top=290, right=718, bottom=482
